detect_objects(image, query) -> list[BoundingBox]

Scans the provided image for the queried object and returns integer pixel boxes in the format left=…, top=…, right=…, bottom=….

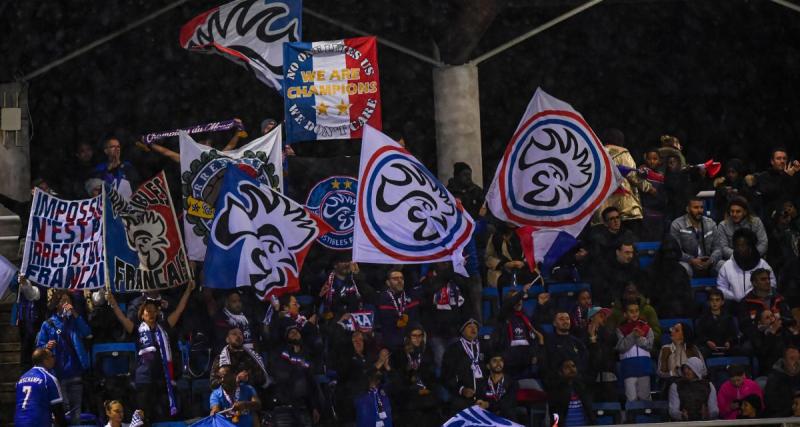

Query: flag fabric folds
left=180, top=125, right=283, bottom=261
left=283, top=36, right=382, bottom=143
left=179, top=0, right=302, bottom=91
left=104, top=171, right=191, bottom=293
left=203, top=165, right=331, bottom=301
left=20, top=189, right=104, bottom=289
left=443, top=405, right=524, bottom=427
left=486, top=88, right=620, bottom=270
left=353, top=125, right=474, bottom=276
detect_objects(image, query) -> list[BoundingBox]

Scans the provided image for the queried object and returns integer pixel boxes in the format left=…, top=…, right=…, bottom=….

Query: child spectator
left=695, top=288, right=739, bottom=358
left=639, top=147, right=668, bottom=240
left=668, top=357, right=719, bottom=421
left=717, top=365, right=763, bottom=420
left=736, top=394, right=763, bottom=419
left=616, top=301, right=654, bottom=401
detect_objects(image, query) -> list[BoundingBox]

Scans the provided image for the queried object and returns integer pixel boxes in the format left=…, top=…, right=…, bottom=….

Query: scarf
left=617, top=319, right=651, bottom=337
left=140, top=119, right=245, bottom=145
left=218, top=345, right=270, bottom=387
left=435, top=282, right=464, bottom=310
left=507, top=311, right=535, bottom=342
left=138, top=322, right=177, bottom=416
left=322, top=272, right=361, bottom=311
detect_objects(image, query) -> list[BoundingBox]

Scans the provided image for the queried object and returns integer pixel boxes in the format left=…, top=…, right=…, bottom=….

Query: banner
left=180, top=0, right=302, bottom=91
left=104, top=172, right=191, bottom=293
left=286, top=156, right=359, bottom=250
left=283, top=36, right=382, bottom=143
left=180, top=125, right=283, bottom=260
left=443, top=405, right=524, bottom=427
left=141, top=119, right=244, bottom=145
left=21, top=190, right=104, bottom=289
left=203, top=165, right=331, bottom=301
left=353, top=125, right=474, bottom=275
left=486, top=88, right=620, bottom=268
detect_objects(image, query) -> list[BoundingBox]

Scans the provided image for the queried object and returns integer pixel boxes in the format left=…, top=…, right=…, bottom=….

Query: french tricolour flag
left=283, top=36, right=382, bottom=144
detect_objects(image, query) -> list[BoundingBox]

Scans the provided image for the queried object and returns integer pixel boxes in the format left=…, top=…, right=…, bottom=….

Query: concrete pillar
left=0, top=82, right=30, bottom=201
left=432, top=64, right=483, bottom=185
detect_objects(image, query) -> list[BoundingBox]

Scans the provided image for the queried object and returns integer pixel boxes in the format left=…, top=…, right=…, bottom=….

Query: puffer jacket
left=717, top=377, right=763, bottom=419
left=591, top=145, right=650, bottom=224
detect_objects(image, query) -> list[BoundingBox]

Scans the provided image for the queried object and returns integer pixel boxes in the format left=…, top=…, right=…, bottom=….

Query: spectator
left=94, top=137, right=141, bottom=199
left=607, top=282, right=662, bottom=341
left=446, top=161, right=484, bottom=220
left=496, top=285, right=545, bottom=379
left=270, top=325, right=323, bottom=427
left=586, top=207, right=636, bottom=263
left=210, top=364, right=261, bottom=426
left=106, top=281, right=195, bottom=423
left=376, top=267, right=421, bottom=351
left=745, top=147, right=800, bottom=218
left=717, top=230, right=777, bottom=302
left=668, top=357, right=719, bottom=421
left=420, top=262, right=470, bottom=367
left=639, top=147, right=669, bottom=240
left=210, top=327, right=269, bottom=390
left=333, top=330, right=378, bottom=425
left=695, top=288, right=739, bottom=358
left=646, top=236, right=693, bottom=318
left=738, top=267, right=790, bottom=335
left=616, top=300, right=654, bottom=402
left=14, top=348, right=66, bottom=427
left=36, top=290, right=91, bottom=424
left=736, top=394, right=764, bottom=419
left=670, top=197, right=718, bottom=277
left=547, top=310, right=589, bottom=377
left=476, top=353, right=518, bottom=420
left=657, top=322, right=703, bottom=386
left=585, top=306, right=617, bottom=400
left=749, top=309, right=789, bottom=374
left=547, top=358, right=596, bottom=427
left=0, top=178, right=54, bottom=243
left=268, top=294, right=320, bottom=352
left=712, top=159, right=753, bottom=221
left=103, top=400, right=144, bottom=427
left=390, top=326, right=439, bottom=427
left=592, top=240, right=645, bottom=306
left=65, top=141, right=97, bottom=198
left=717, top=365, right=764, bottom=420
left=318, top=259, right=376, bottom=319
left=16, top=276, right=47, bottom=371
left=569, top=289, right=593, bottom=335
left=771, top=199, right=800, bottom=274
left=764, top=346, right=800, bottom=417
left=355, top=368, right=393, bottom=427
left=485, top=223, right=535, bottom=288
left=442, top=318, right=485, bottom=412
left=213, top=291, right=259, bottom=353
left=713, top=197, right=768, bottom=271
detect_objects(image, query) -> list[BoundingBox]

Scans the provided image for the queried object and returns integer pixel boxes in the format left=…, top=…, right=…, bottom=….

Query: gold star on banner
left=343, top=180, right=353, bottom=189
left=316, top=102, right=329, bottom=116
left=336, top=100, right=351, bottom=115
left=331, top=179, right=340, bottom=189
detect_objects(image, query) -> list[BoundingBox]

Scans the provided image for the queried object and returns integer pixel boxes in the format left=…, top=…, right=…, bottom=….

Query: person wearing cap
left=442, top=317, right=485, bottom=412
left=475, top=353, right=517, bottom=420
left=668, top=357, right=718, bottom=421
left=270, top=324, right=322, bottom=427
left=713, top=197, right=768, bottom=272
left=496, top=284, right=544, bottom=380
left=585, top=306, right=617, bottom=400
left=376, top=267, right=421, bottom=351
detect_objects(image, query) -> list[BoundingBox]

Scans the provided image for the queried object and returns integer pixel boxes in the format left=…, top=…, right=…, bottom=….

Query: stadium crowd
left=5, top=125, right=800, bottom=427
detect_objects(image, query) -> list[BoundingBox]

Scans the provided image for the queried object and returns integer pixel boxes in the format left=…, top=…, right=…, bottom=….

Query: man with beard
left=717, top=229, right=776, bottom=302
left=712, top=197, right=768, bottom=272
left=213, top=291, right=259, bottom=353
left=420, top=262, right=470, bottom=368
left=270, top=325, right=322, bottom=427
left=475, top=353, right=518, bottom=420
left=376, top=268, right=421, bottom=351
left=670, top=198, right=718, bottom=277
left=545, top=311, right=589, bottom=377
left=210, top=327, right=269, bottom=390
left=442, top=318, right=485, bottom=412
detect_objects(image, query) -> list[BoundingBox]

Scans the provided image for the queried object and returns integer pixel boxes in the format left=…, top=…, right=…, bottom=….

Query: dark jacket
left=586, top=326, right=618, bottom=382
left=591, top=258, right=645, bottom=307
left=695, top=307, right=738, bottom=348
left=376, top=288, right=422, bottom=350
left=545, top=332, right=589, bottom=377
left=738, top=290, right=791, bottom=336
left=442, top=338, right=485, bottom=411
left=210, top=346, right=268, bottom=389
left=764, top=358, right=800, bottom=417
left=389, top=345, right=439, bottom=410
left=476, top=375, right=518, bottom=419
left=546, top=377, right=596, bottom=426
left=270, top=346, right=322, bottom=411
left=420, top=272, right=470, bottom=339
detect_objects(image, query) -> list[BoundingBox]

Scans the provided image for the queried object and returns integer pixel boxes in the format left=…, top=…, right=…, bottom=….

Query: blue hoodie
left=36, top=314, right=91, bottom=379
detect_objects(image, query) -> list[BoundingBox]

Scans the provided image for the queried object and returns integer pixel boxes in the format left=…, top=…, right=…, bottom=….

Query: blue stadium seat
left=482, top=287, right=499, bottom=319
left=548, top=282, right=590, bottom=309
left=540, top=324, right=554, bottom=335
left=594, top=402, right=622, bottom=425
left=625, top=400, right=669, bottom=423
left=91, top=342, right=136, bottom=377
left=690, top=277, right=716, bottom=288
left=635, top=242, right=661, bottom=269
left=479, top=326, right=495, bottom=339
left=706, top=356, right=752, bottom=388
left=296, top=294, right=314, bottom=306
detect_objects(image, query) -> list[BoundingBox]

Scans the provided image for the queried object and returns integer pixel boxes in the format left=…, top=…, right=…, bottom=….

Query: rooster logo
left=123, top=211, right=169, bottom=271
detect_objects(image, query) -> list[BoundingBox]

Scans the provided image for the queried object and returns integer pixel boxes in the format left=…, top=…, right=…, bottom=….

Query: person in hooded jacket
left=389, top=325, right=439, bottom=427
left=645, top=236, right=694, bottom=318
left=713, top=197, right=768, bottom=272
left=717, top=228, right=777, bottom=302
left=717, top=365, right=764, bottom=420
left=668, top=357, right=719, bottom=421
left=494, top=284, right=545, bottom=380
left=764, top=346, right=800, bottom=417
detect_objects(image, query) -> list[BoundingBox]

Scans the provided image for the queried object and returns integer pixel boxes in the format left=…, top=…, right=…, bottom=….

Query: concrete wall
left=0, top=82, right=30, bottom=201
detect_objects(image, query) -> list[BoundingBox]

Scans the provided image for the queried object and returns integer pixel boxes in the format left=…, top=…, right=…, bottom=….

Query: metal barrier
left=599, top=417, right=800, bottom=427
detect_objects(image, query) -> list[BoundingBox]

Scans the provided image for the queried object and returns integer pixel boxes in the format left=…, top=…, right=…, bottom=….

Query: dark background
left=2, top=0, right=799, bottom=191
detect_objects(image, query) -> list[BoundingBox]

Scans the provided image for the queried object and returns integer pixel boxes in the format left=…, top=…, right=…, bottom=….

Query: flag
left=443, top=405, right=524, bottom=427
left=203, top=165, right=331, bottom=301
left=20, top=189, right=104, bottom=289
left=179, top=0, right=302, bottom=91
left=353, top=125, right=474, bottom=276
left=189, top=414, right=237, bottom=427
left=0, top=254, right=17, bottom=300
left=104, top=172, right=191, bottom=293
left=283, top=36, right=382, bottom=143
left=180, top=125, right=283, bottom=261
left=486, top=88, right=620, bottom=270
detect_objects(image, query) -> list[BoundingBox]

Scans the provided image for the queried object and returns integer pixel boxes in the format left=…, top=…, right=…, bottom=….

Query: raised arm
left=167, top=279, right=196, bottom=328
left=106, top=292, right=135, bottom=334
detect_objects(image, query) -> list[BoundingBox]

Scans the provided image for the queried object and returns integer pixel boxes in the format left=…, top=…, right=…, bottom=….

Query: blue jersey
left=14, top=367, right=63, bottom=426
left=210, top=384, right=257, bottom=427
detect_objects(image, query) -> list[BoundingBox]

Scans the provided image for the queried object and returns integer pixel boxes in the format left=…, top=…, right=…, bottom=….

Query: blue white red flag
left=486, top=88, right=620, bottom=269
left=443, top=405, right=524, bottom=427
left=180, top=0, right=302, bottom=91
left=283, top=36, right=381, bottom=143
left=353, top=125, right=474, bottom=276
left=203, top=165, right=331, bottom=301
